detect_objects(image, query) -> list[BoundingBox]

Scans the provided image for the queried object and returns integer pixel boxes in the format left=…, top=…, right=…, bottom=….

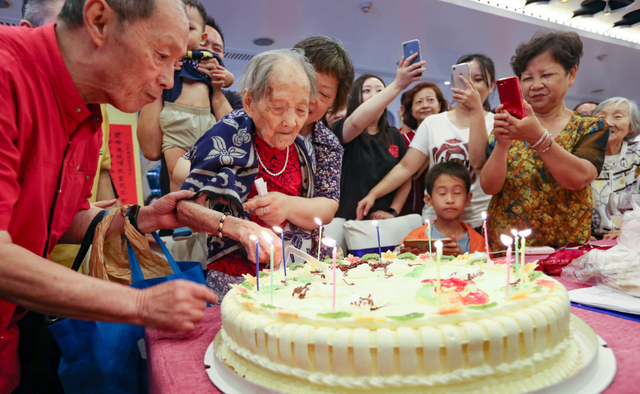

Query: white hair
left=594, top=97, right=640, bottom=140
left=238, top=48, right=317, bottom=104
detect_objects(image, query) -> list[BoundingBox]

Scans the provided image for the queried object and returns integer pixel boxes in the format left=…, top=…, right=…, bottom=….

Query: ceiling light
left=444, top=81, right=451, bottom=85
left=604, top=1, right=612, bottom=15
left=561, top=0, right=569, bottom=2
left=252, top=38, right=274, bottom=46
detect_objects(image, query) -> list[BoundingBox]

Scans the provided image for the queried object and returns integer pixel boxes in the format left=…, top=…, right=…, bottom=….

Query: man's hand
left=138, top=190, right=195, bottom=233
left=135, top=280, right=218, bottom=332
left=442, top=235, right=463, bottom=256
left=370, top=210, right=394, bottom=220
left=243, top=192, right=291, bottom=228
left=91, top=199, right=117, bottom=209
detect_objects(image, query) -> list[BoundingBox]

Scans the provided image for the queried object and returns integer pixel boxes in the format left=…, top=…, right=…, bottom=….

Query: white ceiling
left=1, top=0, right=639, bottom=111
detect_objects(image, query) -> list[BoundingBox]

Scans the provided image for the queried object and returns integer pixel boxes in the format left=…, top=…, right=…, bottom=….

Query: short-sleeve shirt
left=485, top=113, right=608, bottom=250
left=332, top=118, right=407, bottom=220
left=410, top=111, right=494, bottom=228
left=591, top=140, right=640, bottom=235
left=0, top=24, right=103, bottom=391
left=300, top=120, right=343, bottom=202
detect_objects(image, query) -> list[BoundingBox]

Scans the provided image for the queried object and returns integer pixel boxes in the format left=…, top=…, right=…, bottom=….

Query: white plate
left=204, top=315, right=616, bottom=394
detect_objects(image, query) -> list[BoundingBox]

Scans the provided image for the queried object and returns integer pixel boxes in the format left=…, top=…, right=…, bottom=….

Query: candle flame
left=481, top=211, right=487, bottom=220
left=519, top=229, right=532, bottom=237
left=249, top=235, right=258, bottom=241
left=322, top=237, right=337, bottom=248
left=314, top=218, right=323, bottom=227
left=434, top=240, right=443, bottom=249
left=511, top=229, right=518, bottom=237
left=371, top=220, right=379, bottom=226
left=424, top=218, right=430, bottom=225
left=273, top=226, right=283, bottom=234
left=500, top=234, right=513, bottom=246
left=261, top=231, right=274, bottom=244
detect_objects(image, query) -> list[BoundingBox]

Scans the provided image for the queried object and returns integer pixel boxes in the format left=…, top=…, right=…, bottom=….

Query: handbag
left=49, top=226, right=206, bottom=394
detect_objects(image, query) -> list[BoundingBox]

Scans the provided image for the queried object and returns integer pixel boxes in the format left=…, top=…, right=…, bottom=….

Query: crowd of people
left=1, top=0, right=639, bottom=391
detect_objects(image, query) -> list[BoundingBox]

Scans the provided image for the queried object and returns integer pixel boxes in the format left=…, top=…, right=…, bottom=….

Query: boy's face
left=425, top=174, right=472, bottom=221
left=186, top=6, right=207, bottom=51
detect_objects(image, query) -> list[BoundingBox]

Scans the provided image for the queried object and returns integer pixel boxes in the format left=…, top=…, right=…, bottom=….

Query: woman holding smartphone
left=333, top=53, right=425, bottom=220
left=357, top=53, right=496, bottom=231
left=481, top=31, right=609, bottom=250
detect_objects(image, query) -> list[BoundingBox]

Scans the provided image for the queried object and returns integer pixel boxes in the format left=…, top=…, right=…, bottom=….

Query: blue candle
left=250, top=235, right=259, bottom=293
left=372, top=220, right=382, bottom=258
left=273, top=226, right=286, bottom=277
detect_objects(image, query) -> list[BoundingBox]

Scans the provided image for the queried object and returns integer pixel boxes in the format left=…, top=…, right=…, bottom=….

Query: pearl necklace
left=255, top=144, right=289, bottom=177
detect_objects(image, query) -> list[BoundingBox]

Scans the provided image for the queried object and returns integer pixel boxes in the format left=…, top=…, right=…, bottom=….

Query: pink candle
left=482, top=212, right=491, bottom=261
left=322, top=238, right=338, bottom=313
left=501, top=234, right=513, bottom=298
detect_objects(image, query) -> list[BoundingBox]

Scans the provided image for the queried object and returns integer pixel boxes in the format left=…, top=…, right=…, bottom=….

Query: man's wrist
left=136, top=206, right=157, bottom=234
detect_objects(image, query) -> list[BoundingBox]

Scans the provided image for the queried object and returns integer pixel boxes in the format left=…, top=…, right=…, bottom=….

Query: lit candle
left=501, top=234, right=513, bottom=298
left=519, top=229, right=532, bottom=280
left=425, top=219, right=433, bottom=264
left=322, top=238, right=338, bottom=313
left=434, top=240, right=443, bottom=304
left=261, top=231, right=275, bottom=303
left=273, top=226, right=286, bottom=277
left=372, top=220, right=382, bottom=259
left=482, top=211, right=491, bottom=262
left=315, top=218, right=323, bottom=260
left=511, top=229, right=520, bottom=280
left=250, top=235, right=259, bottom=294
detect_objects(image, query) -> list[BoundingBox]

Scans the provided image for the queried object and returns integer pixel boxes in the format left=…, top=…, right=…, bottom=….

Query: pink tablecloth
left=146, top=245, right=639, bottom=394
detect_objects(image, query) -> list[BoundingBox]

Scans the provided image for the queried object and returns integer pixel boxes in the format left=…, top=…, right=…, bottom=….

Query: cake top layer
left=228, top=252, right=566, bottom=329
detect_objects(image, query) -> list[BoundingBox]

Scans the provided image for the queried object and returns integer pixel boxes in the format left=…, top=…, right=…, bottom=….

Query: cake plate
left=204, top=315, right=616, bottom=394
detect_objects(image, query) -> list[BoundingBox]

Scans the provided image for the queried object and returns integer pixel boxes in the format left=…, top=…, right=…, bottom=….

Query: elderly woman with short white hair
left=176, top=48, right=318, bottom=299
left=591, top=97, right=640, bottom=239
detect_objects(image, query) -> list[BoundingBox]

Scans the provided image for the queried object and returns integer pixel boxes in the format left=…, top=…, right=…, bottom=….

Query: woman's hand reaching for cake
left=237, top=222, right=283, bottom=266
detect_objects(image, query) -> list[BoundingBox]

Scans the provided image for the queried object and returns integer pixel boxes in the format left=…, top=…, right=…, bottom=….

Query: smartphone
left=402, top=39, right=422, bottom=77
left=497, top=76, right=526, bottom=119
left=404, top=238, right=451, bottom=252
left=451, top=63, right=470, bottom=91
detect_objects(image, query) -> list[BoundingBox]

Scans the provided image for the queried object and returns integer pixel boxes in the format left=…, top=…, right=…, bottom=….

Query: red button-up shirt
left=0, top=24, right=103, bottom=392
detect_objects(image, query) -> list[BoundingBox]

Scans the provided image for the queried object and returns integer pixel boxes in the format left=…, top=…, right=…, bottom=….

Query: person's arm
left=95, top=169, right=117, bottom=202
left=211, top=87, right=233, bottom=120
left=340, top=54, right=425, bottom=144
left=480, top=111, right=511, bottom=195
left=501, top=102, right=601, bottom=190
left=0, top=230, right=217, bottom=330
left=176, top=197, right=282, bottom=265
left=244, top=194, right=339, bottom=230
left=390, top=178, right=411, bottom=213
left=453, top=75, right=490, bottom=170
left=137, top=99, right=164, bottom=161
left=356, top=148, right=427, bottom=219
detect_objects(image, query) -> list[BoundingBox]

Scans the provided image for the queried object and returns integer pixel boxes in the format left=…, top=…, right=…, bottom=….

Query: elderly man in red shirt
left=0, top=0, right=218, bottom=392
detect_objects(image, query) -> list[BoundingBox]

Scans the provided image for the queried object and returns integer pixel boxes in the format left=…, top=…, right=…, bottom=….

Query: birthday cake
left=215, top=252, right=578, bottom=394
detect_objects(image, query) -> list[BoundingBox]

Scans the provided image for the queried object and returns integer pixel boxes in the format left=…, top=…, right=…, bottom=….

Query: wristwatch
left=127, top=204, right=145, bottom=234
left=386, top=208, right=399, bottom=217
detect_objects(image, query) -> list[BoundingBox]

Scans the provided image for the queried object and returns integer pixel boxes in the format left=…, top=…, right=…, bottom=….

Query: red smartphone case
left=497, top=76, right=525, bottom=119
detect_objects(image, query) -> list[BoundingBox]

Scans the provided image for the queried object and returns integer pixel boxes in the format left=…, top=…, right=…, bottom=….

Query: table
left=146, top=249, right=639, bottom=394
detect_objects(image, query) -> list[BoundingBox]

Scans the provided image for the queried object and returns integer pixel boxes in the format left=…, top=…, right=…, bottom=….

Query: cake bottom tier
left=214, top=328, right=581, bottom=394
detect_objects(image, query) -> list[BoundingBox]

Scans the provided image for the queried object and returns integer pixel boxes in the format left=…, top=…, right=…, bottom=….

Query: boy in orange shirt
left=402, top=161, right=485, bottom=256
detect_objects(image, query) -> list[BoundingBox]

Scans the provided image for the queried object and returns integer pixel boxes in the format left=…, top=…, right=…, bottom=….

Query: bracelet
left=386, top=208, right=399, bottom=217
left=531, top=129, right=550, bottom=150
left=537, top=137, right=553, bottom=153
left=218, top=214, right=227, bottom=238
left=126, top=205, right=145, bottom=235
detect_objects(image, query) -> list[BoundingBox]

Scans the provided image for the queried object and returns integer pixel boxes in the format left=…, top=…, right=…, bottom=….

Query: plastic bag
left=562, top=199, right=640, bottom=296
left=87, top=206, right=174, bottom=284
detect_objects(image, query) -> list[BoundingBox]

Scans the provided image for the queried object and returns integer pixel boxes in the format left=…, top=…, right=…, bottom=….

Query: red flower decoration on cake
left=388, top=144, right=399, bottom=158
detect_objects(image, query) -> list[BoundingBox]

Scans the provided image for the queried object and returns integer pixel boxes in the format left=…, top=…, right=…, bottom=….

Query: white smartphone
left=451, top=63, right=470, bottom=91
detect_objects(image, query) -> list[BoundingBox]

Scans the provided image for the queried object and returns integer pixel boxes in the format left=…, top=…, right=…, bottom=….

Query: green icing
left=260, top=303, right=277, bottom=309
left=240, top=281, right=254, bottom=291
left=533, top=285, right=544, bottom=293
left=240, top=293, right=254, bottom=300
left=415, top=284, right=437, bottom=305
left=260, top=283, right=285, bottom=294
left=258, top=271, right=270, bottom=279
left=361, top=253, right=380, bottom=261
left=316, top=312, right=352, bottom=319
left=289, top=262, right=305, bottom=271
left=398, top=252, right=417, bottom=260
left=295, top=273, right=313, bottom=284
left=440, top=255, right=455, bottom=262
left=404, top=264, right=428, bottom=278
left=467, top=257, right=487, bottom=265
left=324, top=258, right=346, bottom=265
left=387, top=312, right=424, bottom=321
left=528, top=271, right=543, bottom=282
left=468, top=302, right=497, bottom=310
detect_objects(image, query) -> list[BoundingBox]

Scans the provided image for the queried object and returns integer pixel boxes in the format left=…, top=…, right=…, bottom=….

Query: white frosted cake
left=216, top=251, right=578, bottom=394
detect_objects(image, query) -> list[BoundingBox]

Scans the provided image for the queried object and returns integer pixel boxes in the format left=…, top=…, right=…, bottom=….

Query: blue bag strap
left=150, top=231, right=182, bottom=274
left=126, top=238, right=146, bottom=283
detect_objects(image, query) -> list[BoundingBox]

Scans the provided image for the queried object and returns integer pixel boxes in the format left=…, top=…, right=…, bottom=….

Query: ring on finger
left=263, top=207, right=266, bottom=215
